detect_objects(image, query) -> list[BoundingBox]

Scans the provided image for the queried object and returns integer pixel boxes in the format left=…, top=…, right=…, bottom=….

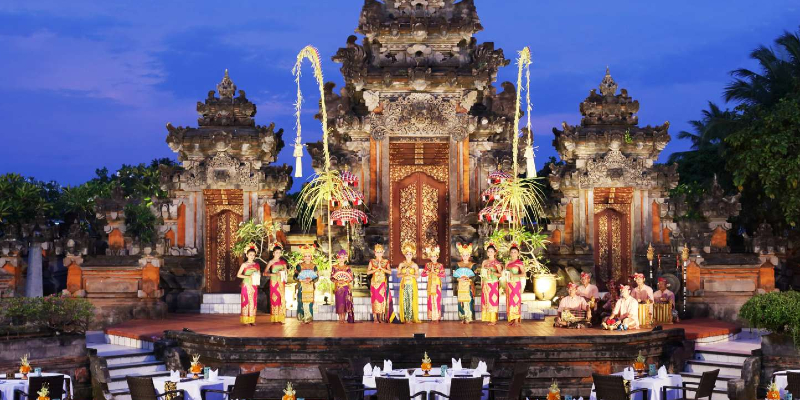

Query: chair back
left=693, top=369, right=719, bottom=400
left=505, top=370, right=527, bottom=399
left=348, top=357, right=372, bottom=377
left=228, top=371, right=260, bottom=400
left=375, top=377, right=411, bottom=400
left=126, top=376, right=159, bottom=400
left=592, top=373, right=628, bottom=400
left=447, top=377, right=484, bottom=400
left=469, top=357, right=496, bottom=371
left=28, top=376, right=65, bottom=400
left=787, top=372, right=800, bottom=398
left=326, top=370, right=351, bottom=400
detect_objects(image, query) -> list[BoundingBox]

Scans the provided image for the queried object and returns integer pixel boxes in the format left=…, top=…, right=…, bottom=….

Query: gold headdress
left=484, top=241, right=497, bottom=251
left=299, top=244, right=315, bottom=257
left=243, top=242, right=258, bottom=256
left=401, top=241, right=416, bottom=255
left=457, top=242, right=473, bottom=257
left=425, top=245, right=440, bottom=259
left=374, top=243, right=385, bottom=253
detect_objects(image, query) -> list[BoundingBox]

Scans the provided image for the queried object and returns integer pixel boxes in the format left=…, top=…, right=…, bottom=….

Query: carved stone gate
left=204, top=189, right=243, bottom=293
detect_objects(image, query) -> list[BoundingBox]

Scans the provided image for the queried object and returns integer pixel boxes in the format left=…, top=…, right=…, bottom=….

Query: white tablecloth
left=590, top=373, right=683, bottom=400
left=773, top=370, right=800, bottom=397
left=363, top=368, right=490, bottom=400
left=0, top=373, right=72, bottom=400
left=152, top=376, right=236, bottom=400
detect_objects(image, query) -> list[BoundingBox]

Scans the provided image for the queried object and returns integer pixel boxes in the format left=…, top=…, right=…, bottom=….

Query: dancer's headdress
left=457, top=243, right=473, bottom=257
left=244, top=242, right=258, bottom=256
left=619, top=284, right=631, bottom=291
left=509, top=242, right=521, bottom=252
left=425, top=245, right=440, bottom=259
left=299, top=244, right=315, bottom=257
left=272, top=242, right=284, bottom=252
left=580, top=272, right=591, bottom=279
left=633, top=273, right=645, bottom=280
left=567, top=282, right=578, bottom=290
left=401, top=241, right=416, bottom=255
left=373, top=243, right=385, bottom=253
left=484, top=241, right=497, bottom=252
left=336, top=248, right=348, bottom=258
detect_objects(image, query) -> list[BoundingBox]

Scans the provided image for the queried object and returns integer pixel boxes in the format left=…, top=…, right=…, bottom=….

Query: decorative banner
left=330, top=208, right=369, bottom=226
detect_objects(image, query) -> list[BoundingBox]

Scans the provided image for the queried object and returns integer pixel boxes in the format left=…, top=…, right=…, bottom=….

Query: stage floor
left=106, top=314, right=740, bottom=342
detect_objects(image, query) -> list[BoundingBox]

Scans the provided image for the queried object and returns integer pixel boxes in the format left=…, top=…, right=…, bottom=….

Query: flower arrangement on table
left=37, top=383, right=50, bottom=400
left=189, top=354, right=203, bottom=378
left=633, top=351, right=646, bottom=374
left=547, top=380, right=560, bottom=400
left=767, top=382, right=780, bottom=400
left=282, top=382, right=296, bottom=400
left=20, top=353, right=31, bottom=379
left=421, top=352, right=432, bottom=376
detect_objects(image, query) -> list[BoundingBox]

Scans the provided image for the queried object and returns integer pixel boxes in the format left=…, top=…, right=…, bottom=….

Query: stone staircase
left=680, top=332, right=762, bottom=400
left=87, top=331, right=167, bottom=400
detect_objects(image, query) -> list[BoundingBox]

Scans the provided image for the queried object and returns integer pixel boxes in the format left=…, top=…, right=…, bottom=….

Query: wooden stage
left=106, top=314, right=740, bottom=342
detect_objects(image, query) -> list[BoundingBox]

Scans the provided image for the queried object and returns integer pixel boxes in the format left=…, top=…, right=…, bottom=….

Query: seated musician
left=554, top=282, right=591, bottom=328
left=653, top=277, right=679, bottom=322
left=599, top=279, right=618, bottom=321
left=602, top=284, right=640, bottom=330
left=577, top=272, right=599, bottom=310
left=630, top=273, right=654, bottom=303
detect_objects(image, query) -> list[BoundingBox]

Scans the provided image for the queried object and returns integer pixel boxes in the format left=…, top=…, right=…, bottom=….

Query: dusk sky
left=1, top=0, right=798, bottom=192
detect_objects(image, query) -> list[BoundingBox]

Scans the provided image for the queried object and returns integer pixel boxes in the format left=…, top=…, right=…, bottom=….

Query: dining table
left=0, top=373, right=72, bottom=400
left=152, top=375, right=236, bottom=400
left=362, top=368, right=491, bottom=400
left=589, top=372, right=683, bottom=400
left=772, top=370, right=800, bottom=397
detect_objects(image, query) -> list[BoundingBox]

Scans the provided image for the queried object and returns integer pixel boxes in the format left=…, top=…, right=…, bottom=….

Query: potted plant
left=486, top=227, right=554, bottom=299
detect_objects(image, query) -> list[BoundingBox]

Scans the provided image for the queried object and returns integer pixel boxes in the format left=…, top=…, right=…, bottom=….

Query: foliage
left=486, top=226, right=550, bottom=274
left=0, top=174, right=56, bottom=236
left=284, top=247, right=334, bottom=294
left=232, top=219, right=280, bottom=264
left=668, top=182, right=707, bottom=221
left=123, top=201, right=161, bottom=245
left=296, top=171, right=347, bottom=231
left=740, top=291, right=800, bottom=347
left=0, top=295, right=95, bottom=335
left=491, top=177, right=546, bottom=230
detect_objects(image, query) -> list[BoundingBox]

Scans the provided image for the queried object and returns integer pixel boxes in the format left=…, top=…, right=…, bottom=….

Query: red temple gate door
left=593, top=206, right=631, bottom=292
left=204, top=189, right=243, bottom=293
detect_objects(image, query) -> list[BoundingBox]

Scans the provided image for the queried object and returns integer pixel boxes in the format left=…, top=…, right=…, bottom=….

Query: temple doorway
left=593, top=188, right=633, bottom=291
left=389, top=142, right=449, bottom=266
left=204, top=189, right=243, bottom=293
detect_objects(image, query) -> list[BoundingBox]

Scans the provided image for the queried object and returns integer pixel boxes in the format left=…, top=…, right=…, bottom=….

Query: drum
left=638, top=303, right=653, bottom=328
left=653, top=303, right=673, bottom=324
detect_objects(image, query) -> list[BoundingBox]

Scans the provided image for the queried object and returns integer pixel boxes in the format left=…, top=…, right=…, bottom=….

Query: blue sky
left=1, top=0, right=798, bottom=192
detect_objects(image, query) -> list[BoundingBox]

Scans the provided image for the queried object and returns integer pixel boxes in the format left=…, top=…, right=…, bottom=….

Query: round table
left=152, top=376, right=236, bottom=400
left=363, top=368, right=490, bottom=400
left=0, top=373, right=72, bottom=400
left=590, top=373, right=683, bottom=400
left=772, top=370, right=800, bottom=397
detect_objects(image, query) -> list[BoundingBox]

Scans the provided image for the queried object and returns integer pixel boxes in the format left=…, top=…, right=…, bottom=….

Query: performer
left=236, top=243, right=261, bottom=326
left=454, top=243, right=476, bottom=324
left=554, top=282, right=591, bottom=328
left=265, top=243, right=287, bottom=324
left=366, top=244, right=392, bottom=323
left=422, top=245, right=445, bottom=322
left=654, top=277, right=679, bottom=322
left=397, top=241, right=420, bottom=323
left=332, top=249, right=355, bottom=323
left=294, top=244, right=318, bottom=324
left=599, top=279, right=619, bottom=321
left=480, top=243, right=503, bottom=325
left=602, top=284, right=640, bottom=330
left=631, top=273, right=654, bottom=303
left=577, top=272, right=599, bottom=303
left=505, top=243, right=525, bottom=326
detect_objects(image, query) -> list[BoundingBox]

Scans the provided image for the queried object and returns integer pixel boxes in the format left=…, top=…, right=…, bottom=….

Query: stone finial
left=217, top=69, right=236, bottom=99
left=599, top=66, right=618, bottom=97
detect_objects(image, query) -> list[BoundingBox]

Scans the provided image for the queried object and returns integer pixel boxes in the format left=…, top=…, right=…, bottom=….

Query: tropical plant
left=0, top=295, right=94, bottom=335
left=232, top=219, right=280, bottom=264
left=486, top=226, right=550, bottom=274
left=123, top=201, right=161, bottom=245
left=740, top=291, right=800, bottom=347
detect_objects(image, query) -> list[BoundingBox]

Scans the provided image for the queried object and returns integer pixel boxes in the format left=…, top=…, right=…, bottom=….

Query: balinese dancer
left=332, top=249, right=355, bottom=323
left=294, top=244, right=318, bottom=324
left=481, top=243, right=503, bottom=325
left=453, top=243, right=476, bottom=324
left=397, top=241, right=420, bottom=323
left=422, top=245, right=446, bottom=322
left=236, top=243, right=261, bottom=326
left=505, top=243, right=525, bottom=326
left=266, top=243, right=288, bottom=324
left=366, top=244, right=392, bottom=323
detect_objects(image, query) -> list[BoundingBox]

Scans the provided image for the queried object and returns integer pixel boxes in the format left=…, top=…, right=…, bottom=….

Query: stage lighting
left=413, top=333, right=426, bottom=339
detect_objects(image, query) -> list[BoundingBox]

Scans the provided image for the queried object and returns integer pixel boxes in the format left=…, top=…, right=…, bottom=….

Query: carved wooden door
left=593, top=208, right=629, bottom=291
left=391, top=172, right=449, bottom=265
left=204, top=189, right=243, bottom=293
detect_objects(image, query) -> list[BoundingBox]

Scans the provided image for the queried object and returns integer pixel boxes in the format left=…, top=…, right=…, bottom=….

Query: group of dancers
left=236, top=240, right=678, bottom=329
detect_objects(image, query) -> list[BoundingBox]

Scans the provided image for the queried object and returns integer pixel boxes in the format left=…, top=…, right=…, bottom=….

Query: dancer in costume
left=422, top=245, right=445, bottom=322
left=265, top=243, right=287, bottom=324
left=505, top=243, right=525, bottom=326
left=294, top=244, right=318, bottom=324
left=366, top=244, right=392, bottom=323
left=602, top=284, right=640, bottom=330
left=332, top=249, right=355, bottom=323
left=236, top=243, right=261, bottom=326
left=397, top=241, right=420, bottom=323
left=453, top=243, right=476, bottom=324
left=554, top=282, right=591, bottom=328
left=480, top=243, right=503, bottom=325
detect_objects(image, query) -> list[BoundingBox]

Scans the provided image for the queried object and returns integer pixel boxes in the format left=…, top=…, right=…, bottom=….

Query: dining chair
left=469, top=357, right=496, bottom=372
left=126, top=376, right=185, bottom=400
left=429, top=377, right=484, bottom=400
left=788, top=372, right=800, bottom=398
left=374, top=377, right=426, bottom=400
left=349, top=357, right=373, bottom=377
left=15, top=376, right=65, bottom=400
left=592, top=373, right=648, bottom=400
left=326, top=370, right=369, bottom=400
left=201, top=371, right=260, bottom=400
left=660, top=369, right=718, bottom=400
left=319, top=365, right=335, bottom=400
left=485, top=369, right=526, bottom=400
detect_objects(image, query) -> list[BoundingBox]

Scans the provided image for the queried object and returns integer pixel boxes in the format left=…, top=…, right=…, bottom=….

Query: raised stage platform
left=105, top=315, right=740, bottom=398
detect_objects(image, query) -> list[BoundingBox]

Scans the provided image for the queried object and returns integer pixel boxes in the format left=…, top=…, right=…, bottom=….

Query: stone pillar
left=25, top=243, right=43, bottom=297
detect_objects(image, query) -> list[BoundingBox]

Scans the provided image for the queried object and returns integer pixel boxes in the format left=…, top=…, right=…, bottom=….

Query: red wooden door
left=593, top=208, right=629, bottom=291
left=391, top=172, right=449, bottom=266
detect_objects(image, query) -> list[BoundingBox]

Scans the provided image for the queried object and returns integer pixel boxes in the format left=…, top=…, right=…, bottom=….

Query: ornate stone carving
left=579, top=149, right=653, bottom=187
left=367, top=93, right=470, bottom=139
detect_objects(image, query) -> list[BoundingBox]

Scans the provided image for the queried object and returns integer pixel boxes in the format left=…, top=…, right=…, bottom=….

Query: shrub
left=0, top=295, right=94, bottom=335
left=739, top=290, right=800, bottom=347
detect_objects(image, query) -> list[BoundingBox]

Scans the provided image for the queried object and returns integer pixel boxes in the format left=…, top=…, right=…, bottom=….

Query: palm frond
left=296, top=170, right=346, bottom=231
left=491, top=177, right=546, bottom=229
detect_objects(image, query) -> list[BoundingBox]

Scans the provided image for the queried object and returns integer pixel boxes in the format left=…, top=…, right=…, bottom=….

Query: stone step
left=684, top=360, right=742, bottom=377
left=105, top=352, right=158, bottom=366
left=680, top=372, right=738, bottom=390
left=107, top=370, right=171, bottom=391
left=710, top=389, right=728, bottom=400
left=202, top=293, right=240, bottom=304
left=110, top=388, right=132, bottom=400
left=107, top=361, right=167, bottom=378
left=694, top=349, right=749, bottom=364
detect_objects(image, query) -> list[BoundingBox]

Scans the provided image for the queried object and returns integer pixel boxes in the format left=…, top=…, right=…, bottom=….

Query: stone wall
left=760, top=333, right=800, bottom=391
left=161, top=328, right=691, bottom=399
left=0, top=334, right=91, bottom=400
left=160, top=256, right=204, bottom=313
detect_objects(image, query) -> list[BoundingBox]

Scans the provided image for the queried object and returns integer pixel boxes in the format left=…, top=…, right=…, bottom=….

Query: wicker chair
left=201, top=371, right=260, bottom=400
left=661, top=369, right=718, bottom=400
left=486, top=369, right=526, bottom=400
left=326, top=370, right=369, bottom=400
left=592, top=374, right=648, bottom=400
left=374, top=377, right=426, bottom=400
left=772, top=371, right=800, bottom=398
left=469, top=357, right=496, bottom=371
left=15, top=376, right=65, bottom=400
left=319, top=365, right=335, bottom=400
left=349, top=357, right=373, bottom=377
left=429, top=377, right=484, bottom=400
left=126, top=376, right=185, bottom=400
